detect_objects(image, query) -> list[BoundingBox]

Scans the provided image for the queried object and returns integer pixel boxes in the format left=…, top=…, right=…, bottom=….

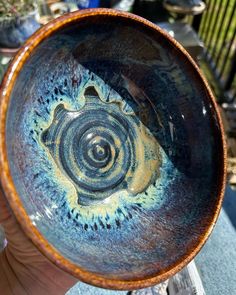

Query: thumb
left=0, top=184, right=49, bottom=266
left=0, top=184, right=33, bottom=251
left=0, top=184, right=13, bottom=230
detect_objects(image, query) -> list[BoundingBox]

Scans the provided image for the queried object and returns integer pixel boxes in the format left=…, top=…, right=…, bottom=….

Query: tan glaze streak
left=96, top=87, right=161, bottom=195
left=0, top=9, right=226, bottom=290
left=102, top=92, right=161, bottom=196
left=128, top=122, right=160, bottom=195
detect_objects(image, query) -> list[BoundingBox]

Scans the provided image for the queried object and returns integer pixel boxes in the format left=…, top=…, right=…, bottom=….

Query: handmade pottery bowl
left=0, top=9, right=226, bottom=290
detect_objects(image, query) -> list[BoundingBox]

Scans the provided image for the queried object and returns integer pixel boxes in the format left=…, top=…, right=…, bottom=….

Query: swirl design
left=42, top=86, right=160, bottom=206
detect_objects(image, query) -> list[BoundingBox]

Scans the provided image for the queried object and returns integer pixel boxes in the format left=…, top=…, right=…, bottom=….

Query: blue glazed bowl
left=0, top=9, right=226, bottom=290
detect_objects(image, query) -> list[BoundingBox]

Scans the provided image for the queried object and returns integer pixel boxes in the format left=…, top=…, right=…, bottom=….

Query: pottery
left=0, top=11, right=40, bottom=48
left=163, top=0, right=206, bottom=15
left=0, top=9, right=226, bottom=290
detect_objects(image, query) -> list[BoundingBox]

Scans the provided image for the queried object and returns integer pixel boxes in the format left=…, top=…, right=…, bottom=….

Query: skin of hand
left=0, top=187, right=77, bottom=295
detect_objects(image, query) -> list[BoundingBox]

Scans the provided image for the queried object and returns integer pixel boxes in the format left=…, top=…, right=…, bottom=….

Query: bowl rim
left=0, top=8, right=227, bottom=290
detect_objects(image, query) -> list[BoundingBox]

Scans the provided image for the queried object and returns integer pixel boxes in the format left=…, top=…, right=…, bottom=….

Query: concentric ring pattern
left=41, top=86, right=160, bottom=206
left=5, top=14, right=224, bottom=282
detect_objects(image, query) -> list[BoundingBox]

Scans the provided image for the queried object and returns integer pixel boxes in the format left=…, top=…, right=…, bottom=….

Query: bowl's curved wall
left=2, top=10, right=225, bottom=287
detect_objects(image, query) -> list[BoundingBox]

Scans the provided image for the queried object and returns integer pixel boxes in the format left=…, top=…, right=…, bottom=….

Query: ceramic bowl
left=0, top=9, right=226, bottom=290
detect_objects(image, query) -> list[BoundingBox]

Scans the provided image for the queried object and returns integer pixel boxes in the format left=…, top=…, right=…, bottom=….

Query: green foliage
left=0, top=0, right=35, bottom=18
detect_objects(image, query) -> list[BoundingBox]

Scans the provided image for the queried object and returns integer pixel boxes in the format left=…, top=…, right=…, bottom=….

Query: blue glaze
left=0, top=13, right=40, bottom=48
left=6, top=16, right=223, bottom=281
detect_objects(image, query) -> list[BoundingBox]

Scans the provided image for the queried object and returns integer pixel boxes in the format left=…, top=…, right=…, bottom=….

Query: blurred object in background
left=133, top=0, right=169, bottom=22
left=158, top=22, right=204, bottom=60
left=37, top=0, right=78, bottom=24
left=168, top=261, right=206, bottom=295
left=227, top=157, right=236, bottom=187
left=0, top=0, right=40, bottom=48
left=111, top=0, right=135, bottom=11
left=163, top=0, right=206, bottom=15
left=37, top=0, right=51, bottom=16
left=64, top=0, right=100, bottom=9
left=50, top=2, right=78, bottom=18
left=68, top=0, right=134, bottom=11
left=131, top=280, right=169, bottom=295
left=37, top=0, right=54, bottom=24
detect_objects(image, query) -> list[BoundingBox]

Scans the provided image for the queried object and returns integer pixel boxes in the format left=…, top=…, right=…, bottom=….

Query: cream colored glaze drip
left=128, top=122, right=160, bottom=194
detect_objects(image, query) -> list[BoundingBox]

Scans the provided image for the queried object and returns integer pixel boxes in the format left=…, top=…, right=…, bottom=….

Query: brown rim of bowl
left=0, top=8, right=227, bottom=290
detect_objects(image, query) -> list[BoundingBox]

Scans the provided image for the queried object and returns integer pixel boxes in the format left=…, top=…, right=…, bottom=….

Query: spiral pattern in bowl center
left=42, top=86, right=160, bottom=206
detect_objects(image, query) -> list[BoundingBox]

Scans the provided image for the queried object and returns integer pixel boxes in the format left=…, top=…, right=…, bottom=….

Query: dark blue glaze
left=6, top=15, right=223, bottom=281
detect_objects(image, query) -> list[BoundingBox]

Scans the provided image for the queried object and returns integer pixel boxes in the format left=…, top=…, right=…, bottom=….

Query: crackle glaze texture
left=6, top=15, right=224, bottom=282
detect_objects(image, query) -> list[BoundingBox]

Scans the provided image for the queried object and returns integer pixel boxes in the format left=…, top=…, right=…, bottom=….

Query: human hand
left=0, top=186, right=77, bottom=295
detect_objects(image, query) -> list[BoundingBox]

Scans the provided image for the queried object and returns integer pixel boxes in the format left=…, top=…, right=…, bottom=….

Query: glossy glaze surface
left=1, top=10, right=226, bottom=289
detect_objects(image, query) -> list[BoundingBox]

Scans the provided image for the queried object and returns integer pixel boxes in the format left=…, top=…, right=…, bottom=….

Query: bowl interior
left=5, top=13, right=224, bottom=283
